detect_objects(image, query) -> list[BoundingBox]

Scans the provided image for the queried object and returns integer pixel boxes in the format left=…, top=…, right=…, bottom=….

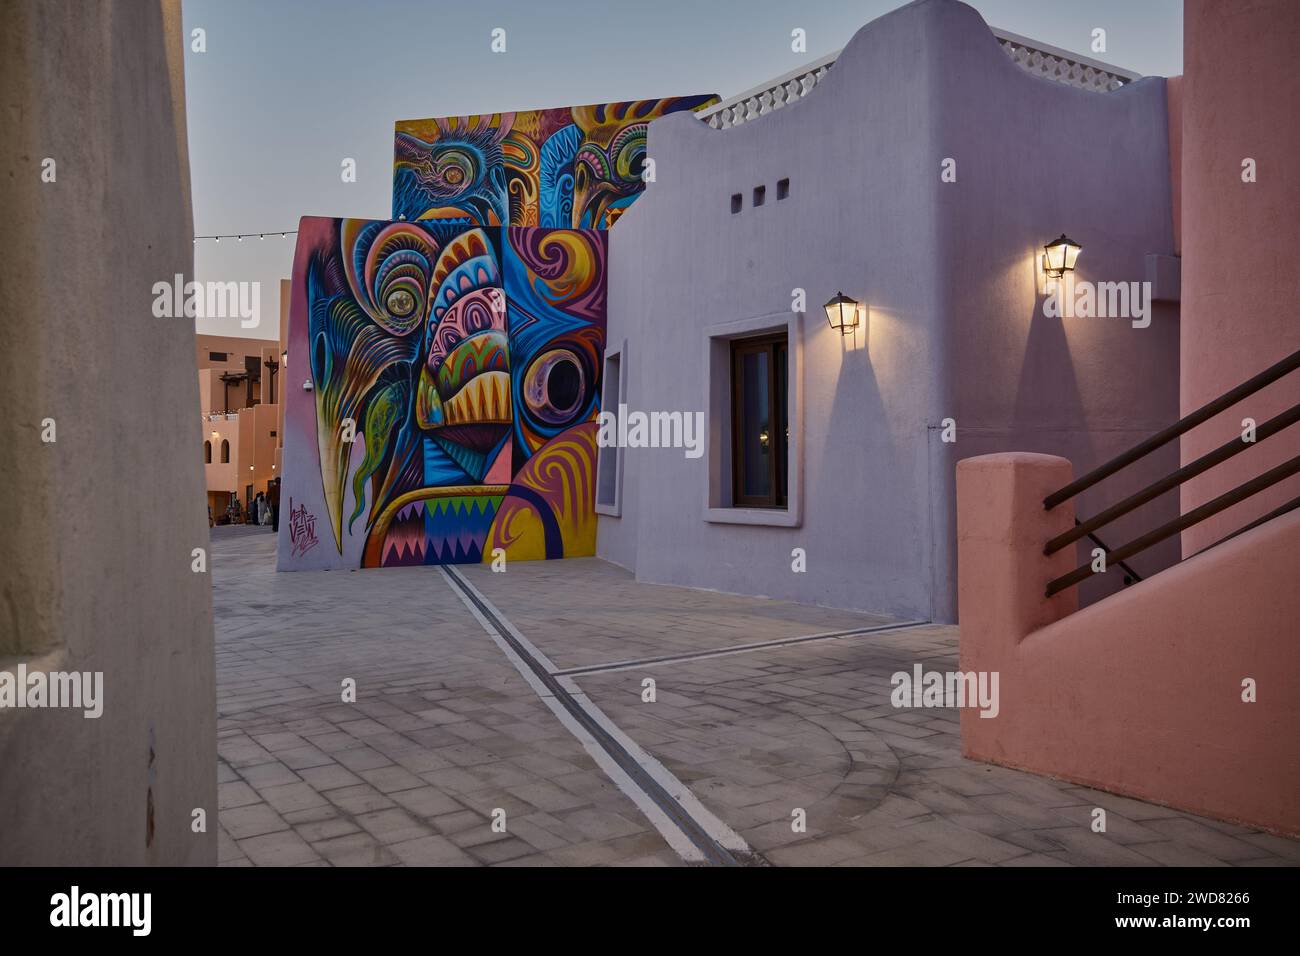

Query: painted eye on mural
left=523, top=349, right=586, bottom=426
left=385, top=289, right=416, bottom=318
left=432, top=148, right=476, bottom=193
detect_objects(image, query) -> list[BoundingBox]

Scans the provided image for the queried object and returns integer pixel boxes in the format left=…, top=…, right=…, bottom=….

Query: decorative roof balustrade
left=696, top=27, right=1141, bottom=130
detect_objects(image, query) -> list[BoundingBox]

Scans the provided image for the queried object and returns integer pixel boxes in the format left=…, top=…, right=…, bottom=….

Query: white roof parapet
left=697, top=49, right=839, bottom=131
left=696, top=26, right=1141, bottom=130
left=993, top=28, right=1140, bottom=93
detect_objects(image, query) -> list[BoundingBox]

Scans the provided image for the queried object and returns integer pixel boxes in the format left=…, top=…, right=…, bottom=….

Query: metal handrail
left=1046, top=454, right=1300, bottom=597
left=1041, top=346, right=1300, bottom=598
left=1191, top=494, right=1300, bottom=558
left=1043, top=347, right=1300, bottom=511
left=1045, top=403, right=1300, bottom=555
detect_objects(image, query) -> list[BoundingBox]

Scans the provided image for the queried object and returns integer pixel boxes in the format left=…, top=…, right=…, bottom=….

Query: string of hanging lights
left=193, top=231, right=298, bottom=243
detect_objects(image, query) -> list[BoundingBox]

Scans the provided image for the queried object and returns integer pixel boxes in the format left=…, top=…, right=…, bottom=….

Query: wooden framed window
left=730, top=333, right=788, bottom=508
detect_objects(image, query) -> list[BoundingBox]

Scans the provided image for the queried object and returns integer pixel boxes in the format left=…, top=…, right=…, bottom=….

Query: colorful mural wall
left=392, top=97, right=718, bottom=228
left=280, top=94, right=715, bottom=570
left=279, top=217, right=608, bottom=570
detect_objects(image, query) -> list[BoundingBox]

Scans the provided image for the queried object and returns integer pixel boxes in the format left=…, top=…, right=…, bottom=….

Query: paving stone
left=1139, top=818, right=1266, bottom=862
left=237, top=830, right=322, bottom=866
left=275, top=746, right=336, bottom=771
left=358, top=765, right=427, bottom=794
left=333, top=747, right=396, bottom=773
left=217, top=827, right=245, bottom=863
left=297, top=764, right=365, bottom=792
left=293, top=815, right=362, bottom=843
left=388, top=835, right=478, bottom=866
left=506, top=781, right=589, bottom=813
left=355, top=808, right=433, bottom=844
left=468, top=837, right=536, bottom=865
left=555, top=808, right=645, bottom=842
left=257, top=781, right=331, bottom=815
left=324, top=784, right=397, bottom=815
left=217, top=781, right=262, bottom=810
left=366, top=788, right=457, bottom=822
left=221, top=803, right=290, bottom=840
left=238, top=761, right=301, bottom=789
left=311, top=832, right=398, bottom=867
left=1030, top=827, right=1165, bottom=866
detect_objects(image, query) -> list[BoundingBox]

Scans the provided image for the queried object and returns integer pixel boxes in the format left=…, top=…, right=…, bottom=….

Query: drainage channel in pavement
left=440, top=564, right=763, bottom=866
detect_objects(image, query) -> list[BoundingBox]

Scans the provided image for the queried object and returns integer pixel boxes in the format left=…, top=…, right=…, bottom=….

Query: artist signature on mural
left=288, top=498, right=319, bottom=558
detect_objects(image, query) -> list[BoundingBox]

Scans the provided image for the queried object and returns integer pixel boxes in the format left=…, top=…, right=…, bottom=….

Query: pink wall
left=1179, top=0, right=1300, bottom=555
left=1166, top=75, right=1182, bottom=256
left=959, top=453, right=1300, bottom=835
left=954, top=0, right=1300, bottom=842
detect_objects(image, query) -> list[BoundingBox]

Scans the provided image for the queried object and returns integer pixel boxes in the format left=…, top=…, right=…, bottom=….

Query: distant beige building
left=196, top=279, right=290, bottom=521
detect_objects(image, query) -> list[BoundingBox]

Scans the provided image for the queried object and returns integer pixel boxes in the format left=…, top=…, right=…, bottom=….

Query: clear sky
left=183, top=0, right=1183, bottom=338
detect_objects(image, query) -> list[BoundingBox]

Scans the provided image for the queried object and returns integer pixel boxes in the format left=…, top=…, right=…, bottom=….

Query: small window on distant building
left=270, top=430, right=277, bottom=438
left=220, top=440, right=230, bottom=463
left=731, top=193, right=742, bottom=214
left=209, top=351, right=228, bottom=362
left=204, top=441, right=212, bottom=464
left=730, top=333, right=788, bottom=508
left=777, top=178, right=790, bottom=200
left=752, top=185, right=766, bottom=207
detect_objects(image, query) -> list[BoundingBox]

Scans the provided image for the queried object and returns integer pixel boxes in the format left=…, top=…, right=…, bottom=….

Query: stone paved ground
left=212, top=527, right=1300, bottom=867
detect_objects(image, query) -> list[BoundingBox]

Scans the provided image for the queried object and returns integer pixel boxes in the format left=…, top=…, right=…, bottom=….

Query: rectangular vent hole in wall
left=777, top=178, right=789, bottom=200
left=731, top=193, right=742, bottom=214
left=753, top=185, right=766, bottom=207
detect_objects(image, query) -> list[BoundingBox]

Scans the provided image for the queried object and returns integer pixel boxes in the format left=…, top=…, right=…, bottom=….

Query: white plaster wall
left=603, top=0, right=949, bottom=621
left=0, top=0, right=217, bottom=865
left=600, top=0, right=1180, bottom=623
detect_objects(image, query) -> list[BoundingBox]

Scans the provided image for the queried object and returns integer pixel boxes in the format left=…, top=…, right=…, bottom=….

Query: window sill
left=594, top=501, right=621, bottom=518
left=704, top=506, right=800, bottom=528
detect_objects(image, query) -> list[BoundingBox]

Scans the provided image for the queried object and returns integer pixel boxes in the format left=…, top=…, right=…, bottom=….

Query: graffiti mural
left=278, top=216, right=607, bottom=570
left=392, top=96, right=718, bottom=229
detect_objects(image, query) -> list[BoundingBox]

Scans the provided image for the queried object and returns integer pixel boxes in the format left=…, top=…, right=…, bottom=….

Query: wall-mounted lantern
left=1042, top=234, right=1082, bottom=278
left=303, top=380, right=313, bottom=392
left=281, top=350, right=287, bottom=369
left=823, top=291, right=863, bottom=335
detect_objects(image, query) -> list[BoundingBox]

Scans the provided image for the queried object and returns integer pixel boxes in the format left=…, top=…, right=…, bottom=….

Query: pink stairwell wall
left=1180, top=0, right=1300, bottom=554
left=956, top=0, right=1300, bottom=836
left=958, top=454, right=1299, bottom=835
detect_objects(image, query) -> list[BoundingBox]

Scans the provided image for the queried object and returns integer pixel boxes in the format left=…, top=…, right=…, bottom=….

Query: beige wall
left=197, top=319, right=285, bottom=497
left=196, top=333, right=276, bottom=412
left=204, top=415, right=240, bottom=493
left=0, top=0, right=216, bottom=864
left=197, top=332, right=274, bottom=370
